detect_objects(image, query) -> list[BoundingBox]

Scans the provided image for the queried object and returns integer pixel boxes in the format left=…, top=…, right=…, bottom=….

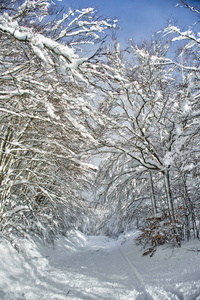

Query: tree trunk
left=149, top=171, right=157, bottom=216
left=182, top=173, right=198, bottom=239
left=164, top=170, right=175, bottom=222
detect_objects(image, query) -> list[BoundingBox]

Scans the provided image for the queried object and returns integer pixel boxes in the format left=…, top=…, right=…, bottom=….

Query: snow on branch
left=12, top=0, right=51, bottom=20
left=178, top=1, right=200, bottom=16
left=164, top=25, right=200, bottom=53
left=0, top=1, right=117, bottom=72
left=0, top=12, right=80, bottom=66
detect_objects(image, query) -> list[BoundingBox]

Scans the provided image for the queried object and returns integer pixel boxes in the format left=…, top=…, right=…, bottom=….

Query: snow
left=0, top=231, right=200, bottom=300
left=163, top=152, right=174, bottom=166
left=45, top=102, right=60, bottom=120
left=0, top=12, right=88, bottom=70
left=65, top=57, right=88, bottom=70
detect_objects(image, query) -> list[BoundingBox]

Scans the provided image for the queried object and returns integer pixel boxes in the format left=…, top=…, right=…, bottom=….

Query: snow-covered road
left=1, top=231, right=200, bottom=299
left=46, top=232, right=150, bottom=300
left=41, top=234, right=148, bottom=300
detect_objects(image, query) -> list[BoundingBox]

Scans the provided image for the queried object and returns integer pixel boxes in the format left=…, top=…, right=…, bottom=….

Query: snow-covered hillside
left=0, top=231, right=200, bottom=300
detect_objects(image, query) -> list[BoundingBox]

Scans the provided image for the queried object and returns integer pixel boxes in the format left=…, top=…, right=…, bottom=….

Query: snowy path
left=115, top=241, right=151, bottom=299
left=1, top=231, right=200, bottom=299
left=45, top=232, right=149, bottom=299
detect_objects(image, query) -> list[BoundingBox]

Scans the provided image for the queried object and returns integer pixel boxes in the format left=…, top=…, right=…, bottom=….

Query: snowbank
left=0, top=231, right=200, bottom=299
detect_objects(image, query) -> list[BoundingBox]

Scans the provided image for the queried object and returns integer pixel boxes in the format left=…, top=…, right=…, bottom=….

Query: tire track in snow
left=115, top=241, right=153, bottom=300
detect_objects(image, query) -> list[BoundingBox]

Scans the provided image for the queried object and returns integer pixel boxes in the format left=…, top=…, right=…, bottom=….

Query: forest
left=0, top=0, right=199, bottom=257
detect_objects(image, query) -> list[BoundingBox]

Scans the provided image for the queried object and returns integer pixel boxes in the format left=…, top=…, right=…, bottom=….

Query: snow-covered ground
left=0, top=231, right=200, bottom=300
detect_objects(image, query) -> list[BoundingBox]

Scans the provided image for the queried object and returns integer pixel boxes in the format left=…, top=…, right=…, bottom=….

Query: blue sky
left=59, top=0, right=199, bottom=43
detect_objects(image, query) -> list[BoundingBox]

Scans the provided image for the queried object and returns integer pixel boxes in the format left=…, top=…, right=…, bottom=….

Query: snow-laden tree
left=94, top=38, right=179, bottom=235
left=0, top=0, right=116, bottom=240
left=163, top=2, right=200, bottom=239
left=95, top=7, right=200, bottom=243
